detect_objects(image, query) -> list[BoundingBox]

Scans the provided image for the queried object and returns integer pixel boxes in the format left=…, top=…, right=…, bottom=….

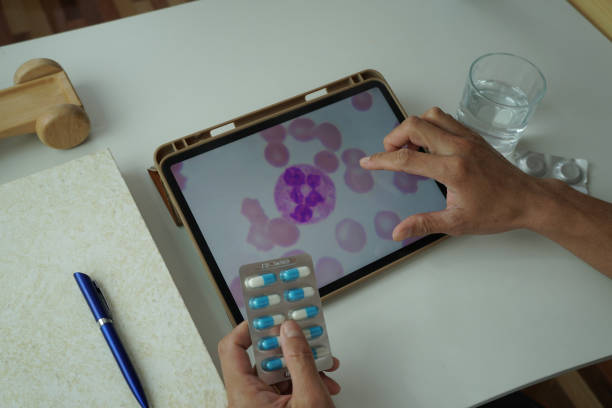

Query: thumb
left=393, top=209, right=456, bottom=239
left=280, top=320, right=329, bottom=404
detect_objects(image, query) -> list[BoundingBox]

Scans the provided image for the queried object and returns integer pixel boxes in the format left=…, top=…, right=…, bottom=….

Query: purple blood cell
left=402, top=236, right=421, bottom=247
left=290, top=186, right=304, bottom=204
left=289, top=117, right=316, bottom=141
left=229, top=276, right=245, bottom=308
left=312, top=122, right=342, bottom=151
left=246, top=223, right=274, bottom=251
left=314, top=150, right=339, bottom=173
left=241, top=198, right=268, bottom=226
left=341, top=148, right=367, bottom=167
left=344, top=168, right=374, bottom=193
left=283, top=249, right=306, bottom=257
left=275, top=164, right=336, bottom=225
left=305, top=190, right=324, bottom=207
left=261, top=125, right=286, bottom=143
left=264, top=142, right=290, bottom=167
left=171, top=162, right=188, bottom=190
left=335, top=218, right=366, bottom=252
left=283, top=166, right=306, bottom=186
left=290, top=204, right=313, bottom=223
left=306, top=174, right=321, bottom=188
left=315, top=257, right=344, bottom=287
left=267, top=217, right=300, bottom=247
left=393, top=172, right=427, bottom=194
left=351, top=91, right=373, bottom=111
left=374, top=211, right=401, bottom=240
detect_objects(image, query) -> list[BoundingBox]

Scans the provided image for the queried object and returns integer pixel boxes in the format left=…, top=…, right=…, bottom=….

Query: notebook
left=0, top=150, right=226, bottom=407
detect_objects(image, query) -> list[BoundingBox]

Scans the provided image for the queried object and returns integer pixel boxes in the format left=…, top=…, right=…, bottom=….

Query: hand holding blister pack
left=239, top=253, right=333, bottom=385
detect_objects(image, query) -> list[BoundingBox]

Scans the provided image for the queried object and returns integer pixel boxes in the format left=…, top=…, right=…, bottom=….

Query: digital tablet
left=157, top=70, right=447, bottom=324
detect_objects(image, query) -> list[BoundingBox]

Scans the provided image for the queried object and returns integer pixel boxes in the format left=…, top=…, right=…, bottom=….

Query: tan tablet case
left=149, top=69, right=446, bottom=325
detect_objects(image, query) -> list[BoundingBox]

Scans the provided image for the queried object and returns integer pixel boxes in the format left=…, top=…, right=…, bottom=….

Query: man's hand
left=219, top=320, right=340, bottom=408
left=361, top=107, right=612, bottom=276
left=360, top=107, right=546, bottom=239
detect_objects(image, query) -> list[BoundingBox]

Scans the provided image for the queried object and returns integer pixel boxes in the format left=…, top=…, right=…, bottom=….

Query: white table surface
left=1, top=1, right=611, bottom=407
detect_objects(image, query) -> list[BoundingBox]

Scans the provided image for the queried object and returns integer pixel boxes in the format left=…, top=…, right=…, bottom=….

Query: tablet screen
left=163, top=81, right=446, bottom=321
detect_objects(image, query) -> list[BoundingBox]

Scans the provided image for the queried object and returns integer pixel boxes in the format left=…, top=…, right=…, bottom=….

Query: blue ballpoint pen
left=74, top=272, right=149, bottom=408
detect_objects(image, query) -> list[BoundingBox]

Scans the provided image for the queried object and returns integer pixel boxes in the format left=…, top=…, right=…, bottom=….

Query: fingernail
left=392, top=227, right=407, bottom=241
left=359, top=156, right=370, bottom=165
left=282, top=320, right=301, bottom=338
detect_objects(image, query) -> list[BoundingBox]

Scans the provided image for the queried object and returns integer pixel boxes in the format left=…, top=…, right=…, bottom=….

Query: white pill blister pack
left=239, top=253, right=333, bottom=385
left=511, top=148, right=589, bottom=194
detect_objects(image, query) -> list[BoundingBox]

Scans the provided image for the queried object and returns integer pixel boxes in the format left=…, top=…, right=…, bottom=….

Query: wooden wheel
left=35, top=104, right=90, bottom=149
left=14, top=58, right=63, bottom=85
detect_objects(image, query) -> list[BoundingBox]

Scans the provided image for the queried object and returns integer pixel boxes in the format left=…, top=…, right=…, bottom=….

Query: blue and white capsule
left=261, top=347, right=326, bottom=371
left=248, top=294, right=281, bottom=310
left=284, top=286, right=315, bottom=302
left=257, top=326, right=324, bottom=351
left=289, top=305, right=319, bottom=321
left=245, top=272, right=277, bottom=289
left=258, top=336, right=280, bottom=351
left=311, top=346, right=329, bottom=360
left=279, top=266, right=311, bottom=282
left=303, top=325, right=324, bottom=340
left=253, top=314, right=285, bottom=330
left=261, top=356, right=286, bottom=371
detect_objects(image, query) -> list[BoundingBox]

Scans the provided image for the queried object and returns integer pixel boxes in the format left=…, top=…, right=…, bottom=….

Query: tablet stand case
left=148, top=69, right=403, bottom=226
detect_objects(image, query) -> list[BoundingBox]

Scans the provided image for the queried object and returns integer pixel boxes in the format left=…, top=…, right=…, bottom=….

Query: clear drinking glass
left=457, top=53, right=546, bottom=156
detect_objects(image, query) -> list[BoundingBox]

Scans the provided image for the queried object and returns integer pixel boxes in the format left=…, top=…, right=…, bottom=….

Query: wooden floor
left=0, top=0, right=193, bottom=46
left=1, top=1, right=611, bottom=407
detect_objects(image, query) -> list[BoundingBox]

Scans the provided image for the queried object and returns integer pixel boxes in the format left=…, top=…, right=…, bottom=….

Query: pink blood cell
left=267, top=217, right=300, bottom=247
left=374, top=211, right=401, bottom=240
left=315, top=257, right=344, bottom=287
left=261, top=125, right=286, bottom=143
left=393, top=172, right=427, bottom=194
left=312, top=122, right=342, bottom=151
left=229, top=276, right=245, bottom=308
left=241, top=198, right=268, bottom=226
left=335, top=218, right=366, bottom=252
left=351, top=91, right=373, bottom=111
left=341, top=148, right=367, bottom=167
left=246, top=223, right=274, bottom=251
left=289, top=117, right=316, bottom=141
left=344, top=168, right=374, bottom=193
left=275, top=164, right=336, bottom=225
left=171, top=162, right=188, bottom=190
left=265, top=142, right=289, bottom=167
left=283, top=249, right=306, bottom=257
left=314, top=150, right=339, bottom=173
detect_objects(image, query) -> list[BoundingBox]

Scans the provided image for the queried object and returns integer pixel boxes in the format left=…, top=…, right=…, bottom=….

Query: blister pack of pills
left=239, top=253, right=333, bottom=385
left=511, top=148, right=589, bottom=194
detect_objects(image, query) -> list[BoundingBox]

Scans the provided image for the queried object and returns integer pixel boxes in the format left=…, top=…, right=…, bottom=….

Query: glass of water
left=457, top=53, right=546, bottom=156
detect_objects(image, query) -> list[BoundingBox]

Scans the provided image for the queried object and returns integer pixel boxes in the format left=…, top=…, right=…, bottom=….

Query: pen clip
left=92, top=280, right=112, bottom=319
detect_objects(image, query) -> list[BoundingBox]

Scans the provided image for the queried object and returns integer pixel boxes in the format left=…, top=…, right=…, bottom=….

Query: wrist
left=520, top=178, right=577, bottom=236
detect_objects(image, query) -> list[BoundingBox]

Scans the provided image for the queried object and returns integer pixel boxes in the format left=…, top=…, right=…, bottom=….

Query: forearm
left=525, top=179, right=612, bottom=278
